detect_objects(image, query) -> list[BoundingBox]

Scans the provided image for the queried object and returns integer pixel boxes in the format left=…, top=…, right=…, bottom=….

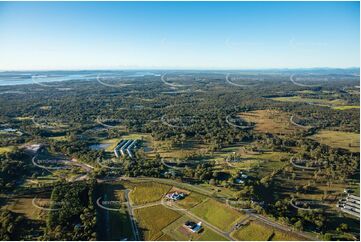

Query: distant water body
left=0, top=71, right=160, bottom=86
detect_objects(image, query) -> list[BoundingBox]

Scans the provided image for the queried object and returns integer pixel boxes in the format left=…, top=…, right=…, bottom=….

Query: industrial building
left=337, top=193, right=360, bottom=218
left=114, top=139, right=138, bottom=159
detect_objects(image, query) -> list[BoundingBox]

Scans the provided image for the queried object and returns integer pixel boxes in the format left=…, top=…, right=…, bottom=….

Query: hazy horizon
left=0, top=67, right=360, bottom=72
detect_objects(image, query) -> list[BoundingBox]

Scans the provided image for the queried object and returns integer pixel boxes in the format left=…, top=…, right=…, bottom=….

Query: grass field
left=310, top=130, right=360, bottom=152
left=270, top=230, right=305, bottom=241
left=222, top=149, right=290, bottom=178
left=162, top=215, right=198, bottom=241
left=231, top=220, right=304, bottom=241
left=129, top=182, right=171, bottom=205
left=48, top=135, right=68, bottom=141
left=2, top=194, right=48, bottom=240
left=134, top=205, right=181, bottom=240
left=162, top=215, right=228, bottom=241
left=121, top=133, right=149, bottom=141
left=156, top=233, right=173, bottom=241
left=154, top=139, right=209, bottom=160
left=239, top=110, right=301, bottom=135
left=4, top=196, right=49, bottom=221
left=190, top=199, right=246, bottom=231
left=176, top=192, right=206, bottom=209
left=23, top=176, right=59, bottom=188
left=332, top=105, right=360, bottom=110
left=231, top=221, right=274, bottom=241
left=198, top=229, right=229, bottom=241
left=15, top=116, right=32, bottom=120
left=271, top=96, right=348, bottom=107
left=0, top=145, right=15, bottom=154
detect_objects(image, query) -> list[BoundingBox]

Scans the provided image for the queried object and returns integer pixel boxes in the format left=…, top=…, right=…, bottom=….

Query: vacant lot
left=155, top=233, right=173, bottom=241
left=134, top=205, right=181, bottom=240
left=162, top=215, right=198, bottom=241
left=162, top=215, right=228, bottom=241
left=198, top=228, right=228, bottom=241
left=176, top=192, right=205, bottom=209
left=270, top=230, right=305, bottom=241
left=231, top=221, right=274, bottom=241
left=310, top=130, right=360, bottom=152
left=232, top=220, right=303, bottom=241
left=190, top=199, right=246, bottom=231
left=239, top=110, right=300, bottom=135
left=129, top=182, right=171, bottom=205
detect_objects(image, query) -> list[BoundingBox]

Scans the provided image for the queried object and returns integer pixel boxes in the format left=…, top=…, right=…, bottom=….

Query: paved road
left=123, top=176, right=318, bottom=241
left=124, top=189, right=141, bottom=241
left=132, top=201, right=163, bottom=210
left=183, top=207, right=235, bottom=240
left=93, top=175, right=318, bottom=241
left=229, top=215, right=251, bottom=235
left=160, top=198, right=235, bottom=241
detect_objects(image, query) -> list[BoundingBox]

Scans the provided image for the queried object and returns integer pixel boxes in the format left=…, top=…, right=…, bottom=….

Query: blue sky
left=0, top=1, right=359, bottom=70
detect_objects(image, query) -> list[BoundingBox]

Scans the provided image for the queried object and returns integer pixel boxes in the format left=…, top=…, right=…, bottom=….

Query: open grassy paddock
left=310, top=130, right=360, bottom=152
left=3, top=193, right=51, bottom=221
left=231, top=220, right=303, bottom=241
left=239, top=109, right=302, bottom=135
left=176, top=191, right=206, bottom=209
left=22, top=176, right=60, bottom=188
left=129, top=182, right=172, bottom=205
left=162, top=215, right=228, bottom=241
left=190, top=199, right=247, bottom=231
left=0, top=145, right=16, bottom=154
left=153, top=139, right=210, bottom=160
left=271, top=95, right=349, bottom=108
left=134, top=204, right=182, bottom=240
left=332, top=105, right=360, bottom=110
